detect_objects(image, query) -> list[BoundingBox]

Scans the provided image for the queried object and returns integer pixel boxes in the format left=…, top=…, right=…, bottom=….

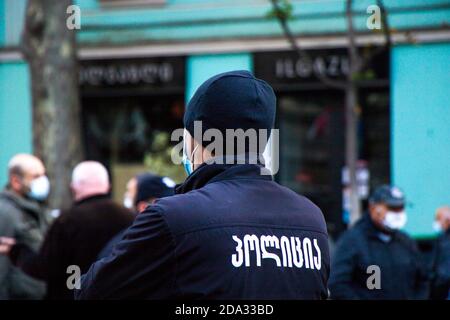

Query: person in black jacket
left=75, top=70, right=330, bottom=300
left=0, top=161, right=134, bottom=299
left=430, top=206, right=450, bottom=300
left=98, top=173, right=175, bottom=260
left=329, top=185, right=429, bottom=300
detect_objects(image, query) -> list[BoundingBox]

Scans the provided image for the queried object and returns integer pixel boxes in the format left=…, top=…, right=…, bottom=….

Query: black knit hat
left=135, top=173, right=175, bottom=204
left=369, top=185, right=406, bottom=208
left=184, top=70, right=276, bottom=149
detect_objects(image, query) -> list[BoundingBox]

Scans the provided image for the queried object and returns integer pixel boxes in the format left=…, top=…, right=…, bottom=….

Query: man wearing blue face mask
left=329, top=185, right=429, bottom=300
left=0, top=154, right=50, bottom=299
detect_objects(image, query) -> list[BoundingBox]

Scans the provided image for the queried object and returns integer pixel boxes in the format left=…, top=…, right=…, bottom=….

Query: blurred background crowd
left=0, top=155, right=448, bottom=299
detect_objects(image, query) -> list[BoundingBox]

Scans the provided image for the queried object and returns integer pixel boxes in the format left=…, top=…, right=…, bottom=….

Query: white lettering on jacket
left=231, top=234, right=322, bottom=270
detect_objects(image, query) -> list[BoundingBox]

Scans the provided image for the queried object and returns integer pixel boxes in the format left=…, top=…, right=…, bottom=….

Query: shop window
left=81, top=95, right=185, bottom=201
left=277, top=91, right=345, bottom=236
left=80, top=56, right=185, bottom=202
left=255, top=48, right=390, bottom=238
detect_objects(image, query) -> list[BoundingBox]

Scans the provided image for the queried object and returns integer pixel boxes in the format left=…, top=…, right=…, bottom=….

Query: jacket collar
left=176, top=154, right=272, bottom=194
left=359, top=214, right=399, bottom=240
left=74, top=193, right=110, bottom=206
left=0, top=188, right=43, bottom=220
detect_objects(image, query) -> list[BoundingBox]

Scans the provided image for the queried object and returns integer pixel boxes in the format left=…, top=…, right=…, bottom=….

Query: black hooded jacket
left=75, top=162, right=330, bottom=299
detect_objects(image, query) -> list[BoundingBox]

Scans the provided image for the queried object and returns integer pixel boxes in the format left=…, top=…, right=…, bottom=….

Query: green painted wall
left=77, top=0, right=450, bottom=45
left=2, top=1, right=449, bottom=48
left=391, top=43, right=450, bottom=238
left=75, top=0, right=98, bottom=10
left=186, top=53, right=253, bottom=101
left=0, top=62, right=32, bottom=187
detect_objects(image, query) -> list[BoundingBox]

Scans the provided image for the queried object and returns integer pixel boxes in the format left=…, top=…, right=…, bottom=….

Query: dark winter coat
left=75, top=162, right=330, bottom=300
left=329, top=214, right=429, bottom=300
left=10, top=194, right=134, bottom=300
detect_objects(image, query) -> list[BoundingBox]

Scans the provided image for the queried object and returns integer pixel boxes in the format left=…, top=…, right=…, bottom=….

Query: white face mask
left=123, top=196, right=134, bottom=209
left=433, top=221, right=443, bottom=233
left=28, top=175, right=50, bottom=201
left=383, top=211, right=407, bottom=230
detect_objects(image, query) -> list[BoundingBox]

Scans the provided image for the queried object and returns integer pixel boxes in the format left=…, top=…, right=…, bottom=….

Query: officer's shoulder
left=154, top=189, right=205, bottom=211
left=276, top=182, right=323, bottom=212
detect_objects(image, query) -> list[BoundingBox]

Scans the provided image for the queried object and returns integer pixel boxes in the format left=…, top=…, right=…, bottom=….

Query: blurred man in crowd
left=123, top=173, right=175, bottom=213
left=0, top=161, right=134, bottom=299
left=429, top=206, right=450, bottom=299
left=97, top=173, right=175, bottom=259
left=0, top=154, right=49, bottom=299
left=76, top=70, right=330, bottom=299
left=329, top=185, right=428, bottom=299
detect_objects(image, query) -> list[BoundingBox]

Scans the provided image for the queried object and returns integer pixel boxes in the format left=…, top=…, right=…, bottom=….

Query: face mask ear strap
left=191, top=143, right=200, bottom=164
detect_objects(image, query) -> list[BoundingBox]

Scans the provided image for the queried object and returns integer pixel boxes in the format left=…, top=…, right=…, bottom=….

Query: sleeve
left=431, top=236, right=450, bottom=299
left=328, top=231, right=363, bottom=300
left=408, top=239, right=430, bottom=300
left=74, top=205, right=176, bottom=300
left=9, top=217, right=64, bottom=281
left=0, top=212, right=15, bottom=291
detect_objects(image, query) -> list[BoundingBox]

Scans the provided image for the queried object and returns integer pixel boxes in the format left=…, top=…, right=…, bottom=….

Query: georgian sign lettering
left=79, top=57, right=185, bottom=89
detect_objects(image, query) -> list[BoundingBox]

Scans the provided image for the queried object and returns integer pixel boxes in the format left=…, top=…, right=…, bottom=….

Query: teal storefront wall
left=76, top=0, right=450, bottom=45
left=186, top=53, right=253, bottom=101
left=391, top=43, right=450, bottom=238
left=0, top=62, right=32, bottom=187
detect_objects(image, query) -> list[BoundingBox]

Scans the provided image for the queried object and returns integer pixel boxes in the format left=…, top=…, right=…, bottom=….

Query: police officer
left=329, top=185, right=428, bottom=299
left=75, top=70, right=330, bottom=299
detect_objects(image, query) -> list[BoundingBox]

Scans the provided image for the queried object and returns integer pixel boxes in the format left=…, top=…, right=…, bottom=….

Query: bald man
left=430, top=206, right=450, bottom=299
left=0, top=161, right=134, bottom=300
left=0, top=153, right=49, bottom=299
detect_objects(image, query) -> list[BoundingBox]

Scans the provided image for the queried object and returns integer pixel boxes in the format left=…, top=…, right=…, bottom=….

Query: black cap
left=184, top=70, right=276, bottom=148
left=135, top=173, right=175, bottom=204
left=369, top=185, right=406, bottom=208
